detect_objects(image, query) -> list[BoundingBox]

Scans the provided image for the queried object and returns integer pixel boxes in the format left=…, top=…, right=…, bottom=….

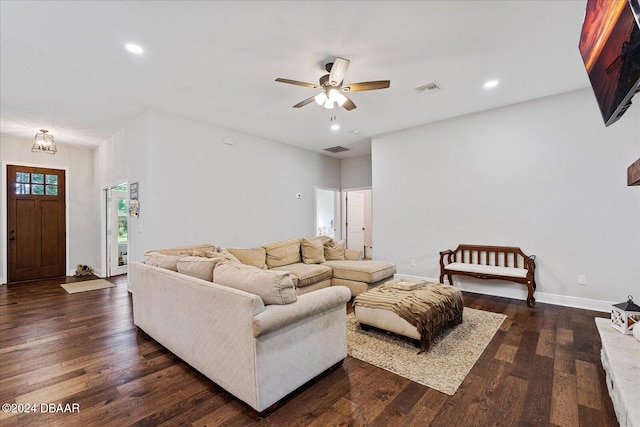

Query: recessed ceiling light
left=125, top=43, right=144, bottom=54
left=484, top=80, right=499, bottom=89
left=350, top=129, right=360, bottom=134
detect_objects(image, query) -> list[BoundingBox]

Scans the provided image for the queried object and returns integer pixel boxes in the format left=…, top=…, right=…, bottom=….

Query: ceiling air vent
left=324, top=146, right=350, bottom=153
left=415, top=81, right=442, bottom=95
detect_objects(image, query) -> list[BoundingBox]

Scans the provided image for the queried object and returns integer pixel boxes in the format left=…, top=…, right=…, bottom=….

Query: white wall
left=96, top=112, right=149, bottom=275
left=341, top=154, right=372, bottom=189
left=98, top=110, right=342, bottom=262
left=373, top=89, right=640, bottom=310
left=0, top=135, right=100, bottom=283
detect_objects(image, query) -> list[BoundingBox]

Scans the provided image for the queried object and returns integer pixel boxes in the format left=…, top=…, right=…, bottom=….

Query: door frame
left=105, top=184, right=128, bottom=277
left=2, top=161, right=71, bottom=284
left=314, top=186, right=341, bottom=241
left=99, top=179, right=129, bottom=280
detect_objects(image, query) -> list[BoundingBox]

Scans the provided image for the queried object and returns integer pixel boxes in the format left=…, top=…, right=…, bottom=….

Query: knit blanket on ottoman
left=353, top=282, right=464, bottom=352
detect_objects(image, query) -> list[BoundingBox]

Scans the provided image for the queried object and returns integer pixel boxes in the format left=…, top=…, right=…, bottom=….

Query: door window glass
left=15, top=184, right=30, bottom=194
left=14, top=172, right=58, bottom=196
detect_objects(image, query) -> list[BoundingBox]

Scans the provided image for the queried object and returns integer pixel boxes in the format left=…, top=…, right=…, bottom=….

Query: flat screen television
left=579, top=0, right=640, bottom=126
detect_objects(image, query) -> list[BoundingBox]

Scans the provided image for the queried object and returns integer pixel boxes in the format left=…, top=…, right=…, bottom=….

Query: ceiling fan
left=275, top=57, right=390, bottom=111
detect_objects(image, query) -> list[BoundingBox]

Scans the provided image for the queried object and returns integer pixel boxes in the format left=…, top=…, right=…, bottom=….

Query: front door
left=6, top=165, right=66, bottom=282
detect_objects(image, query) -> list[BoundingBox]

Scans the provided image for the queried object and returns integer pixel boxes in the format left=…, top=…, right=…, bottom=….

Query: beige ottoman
left=353, top=281, right=464, bottom=352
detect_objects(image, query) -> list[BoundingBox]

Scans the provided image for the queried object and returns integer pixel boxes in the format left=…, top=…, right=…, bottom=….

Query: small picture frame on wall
left=129, top=182, right=139, bottom=217
left=129, top=199, right=140, bottom=218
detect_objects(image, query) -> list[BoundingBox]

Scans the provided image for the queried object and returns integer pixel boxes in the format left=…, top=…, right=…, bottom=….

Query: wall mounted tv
left=579, top=0, right=640, bottom=126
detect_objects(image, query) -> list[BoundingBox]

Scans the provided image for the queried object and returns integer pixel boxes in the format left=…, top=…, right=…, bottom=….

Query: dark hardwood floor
left=0, top=275, right=618, bottom=426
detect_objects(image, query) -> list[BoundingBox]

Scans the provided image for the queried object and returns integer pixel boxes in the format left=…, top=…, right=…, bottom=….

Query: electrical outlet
left=578, top=274, right=587, bottom=285
left=410, top=259, right=416, bottom=267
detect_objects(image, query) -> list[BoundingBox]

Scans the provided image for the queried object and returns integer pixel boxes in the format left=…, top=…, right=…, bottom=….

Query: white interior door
left=108, top=189, right=128, bottom=276
left=346, top=191, right=365, bottom=257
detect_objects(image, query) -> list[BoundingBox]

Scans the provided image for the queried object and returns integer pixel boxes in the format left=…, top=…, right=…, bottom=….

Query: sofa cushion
left=214, top=263, right=297, bottom=305
left=270, top=262, right=333, bottom=288
left=322, top=260, right=396, bottom=284
left=146, top=243, right=215, bottom=256
left=226, top=247, right=267, bottom=269
left=144, top=253, right=182, bottom=271
left=144, top=244, right=217, bottom=271
left=324, top=240, right=346, bottom=261
left=263, top=238, right=301, bottom=268
left=301, top=238, right=326, bottom=264
left=176, top=256, right=227, bottom=281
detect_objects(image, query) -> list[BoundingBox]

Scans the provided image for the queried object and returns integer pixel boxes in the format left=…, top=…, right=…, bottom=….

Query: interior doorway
left=6, top=164, right=66, bottom=282
left=344, top=188, right=372, bottom=259
left=315, top=187, right=341, bottom=240
left=106, top=183, right=128, bottom=277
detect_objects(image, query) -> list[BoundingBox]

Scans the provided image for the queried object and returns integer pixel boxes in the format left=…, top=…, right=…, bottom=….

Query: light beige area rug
left=347, top=308, right=506, bottom=395
left=61, top=279, right=115, bottom=294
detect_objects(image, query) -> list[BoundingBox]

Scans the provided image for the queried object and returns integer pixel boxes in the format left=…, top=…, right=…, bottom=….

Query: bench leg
left=526, top=282, right=536, bottom=308
left=447, top=274, right=453, bottom=286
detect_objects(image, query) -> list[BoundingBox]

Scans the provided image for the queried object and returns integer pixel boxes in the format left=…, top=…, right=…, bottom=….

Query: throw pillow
left=216, top=248, right=242, bottom=264
left=144, top=253, right=181, bottom=271
left=324, top=240, right=346, bottom=261
left=318, top=235, right=334, bottom=246
left=177, top=256, right=227, bottom=281
left=226, top=247, right=267, bottom=269
left=213, top=262, right=297, bottom=305
left=301, top=237, right=325, bottom=264
left=263, top=238, right=301, bottom=268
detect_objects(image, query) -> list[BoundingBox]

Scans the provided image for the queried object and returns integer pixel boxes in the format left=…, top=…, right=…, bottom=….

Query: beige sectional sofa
left=132, top=239, right=395, bottom=412
left=226, top=236, right=396, bottom=296
left=131, top=244, right=352, bottom=413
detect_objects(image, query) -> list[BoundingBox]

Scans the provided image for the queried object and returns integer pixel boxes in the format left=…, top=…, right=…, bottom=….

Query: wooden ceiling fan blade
left=342, top=80, right=390, bottom=92
left=276, top=78, right=320, bottom=89
left=341, top=96, right=356, bottom=111
left=329, top=57, right=350, bottom=86
left=293, top=95, right=317, bottom=108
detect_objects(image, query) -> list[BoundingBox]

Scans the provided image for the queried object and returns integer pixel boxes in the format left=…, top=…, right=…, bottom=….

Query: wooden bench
left=439, top=244, right=537, bottom=307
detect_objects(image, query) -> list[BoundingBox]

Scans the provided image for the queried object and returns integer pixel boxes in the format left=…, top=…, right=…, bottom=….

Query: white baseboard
left=394, top=273, right=613, bottom=313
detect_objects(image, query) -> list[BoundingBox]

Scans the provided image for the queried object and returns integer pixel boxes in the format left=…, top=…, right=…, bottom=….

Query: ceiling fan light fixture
left=328, top=89, right=348, bottom=107
left=314, top=92, right=328, bottom=106
left=32, top=129, right=57, bottom=154
left=323, top=99, right=335, bottom=109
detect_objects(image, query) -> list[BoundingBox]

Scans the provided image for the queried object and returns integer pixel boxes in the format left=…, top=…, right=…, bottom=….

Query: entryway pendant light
left=32, top=129, right=57, bottom=154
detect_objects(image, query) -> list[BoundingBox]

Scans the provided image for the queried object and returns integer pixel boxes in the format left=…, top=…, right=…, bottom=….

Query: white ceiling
left=0, top=1, right=591, bottom=158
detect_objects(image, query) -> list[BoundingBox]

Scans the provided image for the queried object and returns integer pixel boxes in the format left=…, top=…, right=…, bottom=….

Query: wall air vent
left=415, top=81, right=442, bottom=94
left=324, top=146, right=350, bottom=153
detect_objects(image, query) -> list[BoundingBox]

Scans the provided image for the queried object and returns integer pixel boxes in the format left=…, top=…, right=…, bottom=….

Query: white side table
left=595, top=318, right=640, bottom=427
